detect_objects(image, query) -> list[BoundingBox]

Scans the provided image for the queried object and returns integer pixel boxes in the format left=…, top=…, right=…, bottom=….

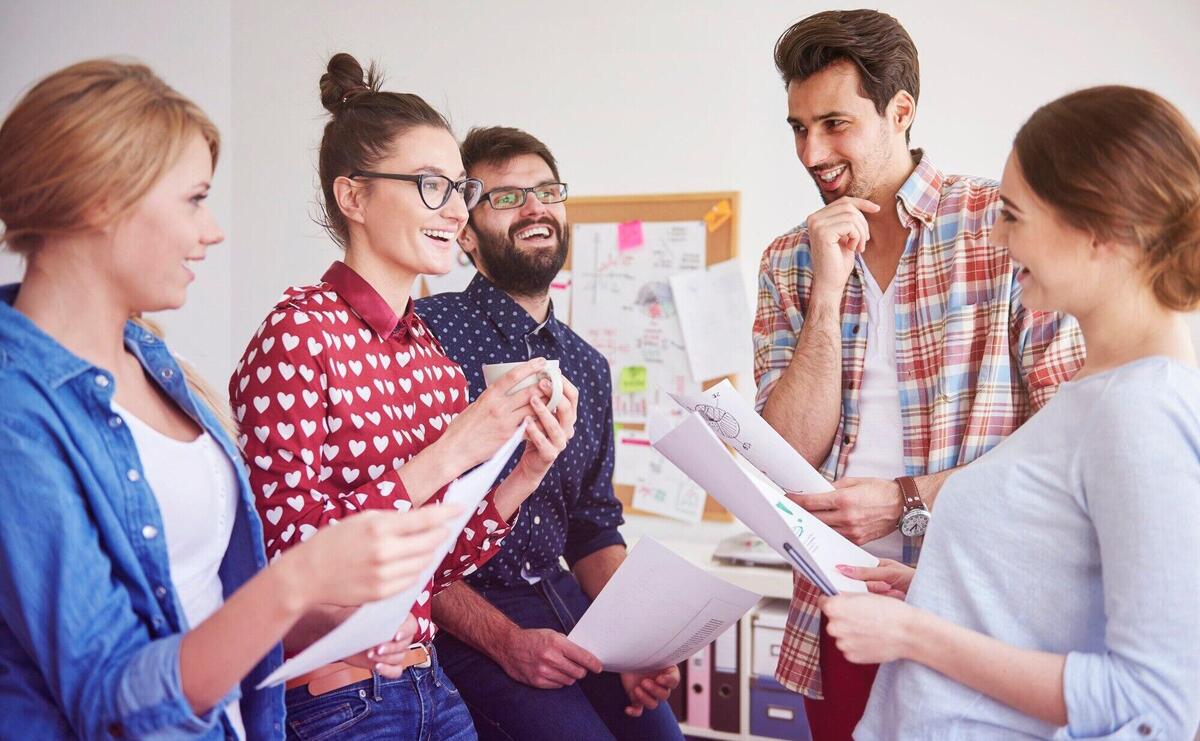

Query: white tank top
left=114, top=402, right=246, bottom=740
left=842, top=261, right=907, bottom=561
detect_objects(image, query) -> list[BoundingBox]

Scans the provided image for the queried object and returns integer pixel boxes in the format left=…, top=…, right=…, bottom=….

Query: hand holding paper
left=650, top=410, right=876, bottom=595
left=258, top=425, right=527, bottom=688
left=668, top=380, right=833, bottom=494
left=568, top=538, right=760, bottom=673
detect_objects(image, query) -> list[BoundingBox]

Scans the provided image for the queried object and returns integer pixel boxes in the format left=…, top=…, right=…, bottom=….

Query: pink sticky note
left=618, top=220, right=644, bottom=251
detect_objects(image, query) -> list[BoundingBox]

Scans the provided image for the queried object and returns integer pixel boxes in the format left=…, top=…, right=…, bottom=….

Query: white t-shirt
left=842, top=261, right=906, bottom=561
left=114, top=403, right=245, bottom=740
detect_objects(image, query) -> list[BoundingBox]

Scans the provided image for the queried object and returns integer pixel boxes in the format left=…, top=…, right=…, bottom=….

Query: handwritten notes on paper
left=615, top=427, right=706, bottom=523
left=571, top=221, right=706, bottom=424
left=670, top=260, right=752, bottom=383
left=650, top=412, right=876, bottom=595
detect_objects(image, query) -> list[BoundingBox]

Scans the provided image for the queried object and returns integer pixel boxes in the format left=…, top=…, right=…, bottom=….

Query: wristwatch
left=895, top=476, right=931, bottom=537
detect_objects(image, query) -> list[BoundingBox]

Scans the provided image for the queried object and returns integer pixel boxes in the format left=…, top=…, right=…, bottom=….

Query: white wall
left=3, top=0, right=1200, bottom=387
left=0, top=1, right=234, bottom=387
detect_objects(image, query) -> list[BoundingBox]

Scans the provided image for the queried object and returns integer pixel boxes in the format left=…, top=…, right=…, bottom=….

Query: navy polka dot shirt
left=417, top=273, right=625, bottom=587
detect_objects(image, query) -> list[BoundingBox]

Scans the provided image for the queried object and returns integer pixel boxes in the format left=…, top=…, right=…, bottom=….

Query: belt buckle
left=408, top=642, right=432, bottom=669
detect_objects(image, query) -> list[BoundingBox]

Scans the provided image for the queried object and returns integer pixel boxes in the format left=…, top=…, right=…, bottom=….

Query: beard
left=813, top=124, right=896, bottom=204
left=471, top=215, right=569, bottom=297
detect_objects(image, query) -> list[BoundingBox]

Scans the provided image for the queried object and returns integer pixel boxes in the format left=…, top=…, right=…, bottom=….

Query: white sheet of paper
left=614, top=427, right=653, bottom=487
left=669, top=260, right=753, bottom=382
left=669, top=379, right=833, bottom=494
left=571, top=221, right=705, bottom=424
left=567, top=538, right=760, bottom=672
left=257, top=425, right=527, bottom=688
left=549, top=270, right=572, bottom=322
left=649, top=412, right=876, bottom=595
left=631, top=451, right=707, bottom=524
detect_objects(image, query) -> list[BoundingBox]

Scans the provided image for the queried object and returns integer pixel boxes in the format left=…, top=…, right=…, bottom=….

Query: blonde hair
left=0, top=58, right=219, bottom=254
left=0, top=59, right=232, bottom=434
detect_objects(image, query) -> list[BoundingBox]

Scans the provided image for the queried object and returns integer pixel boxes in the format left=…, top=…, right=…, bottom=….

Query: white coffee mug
left=481, top=359, right=564, bottom=413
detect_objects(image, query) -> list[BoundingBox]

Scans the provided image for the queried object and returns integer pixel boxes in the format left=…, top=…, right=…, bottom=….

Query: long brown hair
left=1014, top=86, right=1200, bottom=311
left=0, top=59, right=234, bottom=434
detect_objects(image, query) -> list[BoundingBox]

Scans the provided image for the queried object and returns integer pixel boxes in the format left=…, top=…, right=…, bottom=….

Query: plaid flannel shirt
left=753, top=152, right=1085, bottom=699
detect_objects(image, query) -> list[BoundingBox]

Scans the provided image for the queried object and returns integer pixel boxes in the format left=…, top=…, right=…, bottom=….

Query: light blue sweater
left=859, top=357, right=1200, bottom=740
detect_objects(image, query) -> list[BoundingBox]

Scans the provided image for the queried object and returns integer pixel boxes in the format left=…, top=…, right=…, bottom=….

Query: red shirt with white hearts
left=230, top=261, right=515, bottom=645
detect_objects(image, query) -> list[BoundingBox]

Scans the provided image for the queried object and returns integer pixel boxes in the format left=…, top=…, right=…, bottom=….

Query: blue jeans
left=284, top=645, right=476, bottom=740
left=435, top=570, right=685, bottom=741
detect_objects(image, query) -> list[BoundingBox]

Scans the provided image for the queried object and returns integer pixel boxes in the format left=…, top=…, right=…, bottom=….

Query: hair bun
left=1150, top=198, right=1200, bottom=311
left=319, top=52, right=379, bottom=115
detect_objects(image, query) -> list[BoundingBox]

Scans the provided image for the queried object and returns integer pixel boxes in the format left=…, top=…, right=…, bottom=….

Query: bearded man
left=416, top=126, right=683, bottom=741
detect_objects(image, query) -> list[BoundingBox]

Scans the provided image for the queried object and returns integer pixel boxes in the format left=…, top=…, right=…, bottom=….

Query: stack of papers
left=651, top=386, right=877, bottom=595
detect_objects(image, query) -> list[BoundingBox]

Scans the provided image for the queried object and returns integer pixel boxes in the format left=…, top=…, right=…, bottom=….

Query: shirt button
left=533, top=516, right=541, bottom=525
left=142, top=333, right=157, bottom=344
left=159, top=368, right=174, bottom=380
left=843, top=435, right=853, bottom=446
left=94, top=375, right=110, bottom=388
left=126, top=469, right=141, bottom=482
left=155, top=585, right=168, bottom=599
left=142, top=525, right=158, bottom=539
left=108, top=416, right=124, bottom=428
left=1137, top=724, right=1152, bottom=736
left=852, top=324, right=861, bottom=334
left=525, top=562, right=532, bottom=570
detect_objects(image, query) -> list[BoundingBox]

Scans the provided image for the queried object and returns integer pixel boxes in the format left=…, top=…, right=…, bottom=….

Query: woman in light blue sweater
left=826, top=85, right=1200, bottom=740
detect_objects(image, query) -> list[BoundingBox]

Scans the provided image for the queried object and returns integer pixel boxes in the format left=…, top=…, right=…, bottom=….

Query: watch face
left=899, top=509, right=930, bottom=537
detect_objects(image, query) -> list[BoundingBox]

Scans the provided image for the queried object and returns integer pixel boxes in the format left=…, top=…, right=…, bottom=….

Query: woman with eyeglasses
left=230, top=53, right=577, bottom=739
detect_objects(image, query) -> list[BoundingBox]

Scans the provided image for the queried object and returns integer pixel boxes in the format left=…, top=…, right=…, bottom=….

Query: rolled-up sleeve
left=753, top=236, right=805, bottom=413
left=1008, top=272, right=1086, bottom=413
left=1056, top=386, right=1200, bottom=739
left=0, top=418, right=227, bottom=739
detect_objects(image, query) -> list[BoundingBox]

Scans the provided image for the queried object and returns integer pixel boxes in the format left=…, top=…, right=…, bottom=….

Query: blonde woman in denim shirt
left=0, top=60, right=458, bottom=740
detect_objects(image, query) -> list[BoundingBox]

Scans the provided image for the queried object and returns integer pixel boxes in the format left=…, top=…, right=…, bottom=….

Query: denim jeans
left=436, top=569, right=684, bottom=741
left=284, top=645, right=475, bottom=740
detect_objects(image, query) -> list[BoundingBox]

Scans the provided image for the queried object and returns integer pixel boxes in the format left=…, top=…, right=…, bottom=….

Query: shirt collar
left=894, top=149, right=944, bottom=229
left=465, top=272, right=565, bottom=345
left=321, top=261, right=417, bottom=339
left=0, top=283, right=167, bottom=389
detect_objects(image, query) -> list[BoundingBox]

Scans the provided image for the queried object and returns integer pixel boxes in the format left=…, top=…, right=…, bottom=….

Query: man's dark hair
left=460, top=126, right=560, bottom=183
left=774, top=9, right=920, bottom=142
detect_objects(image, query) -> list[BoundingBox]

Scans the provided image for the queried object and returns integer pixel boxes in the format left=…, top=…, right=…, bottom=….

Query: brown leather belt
left=285, top=644, right=432, bottom=696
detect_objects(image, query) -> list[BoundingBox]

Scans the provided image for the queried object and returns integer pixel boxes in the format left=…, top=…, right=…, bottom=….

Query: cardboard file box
left=749, top=676, right=811, bottom=740
left=751, top=601, right=789, bottom=679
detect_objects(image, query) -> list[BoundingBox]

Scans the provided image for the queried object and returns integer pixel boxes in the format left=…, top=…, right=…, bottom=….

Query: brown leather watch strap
left=896, top=475, right=926, bottom=513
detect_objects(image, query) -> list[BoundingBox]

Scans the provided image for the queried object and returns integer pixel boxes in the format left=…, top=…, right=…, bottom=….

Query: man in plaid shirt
left=753, top=10, right=1085, bottom=739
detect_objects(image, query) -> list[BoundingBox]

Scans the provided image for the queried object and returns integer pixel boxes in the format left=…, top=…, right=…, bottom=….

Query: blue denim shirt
left=0, top=284, right=285, bottom=740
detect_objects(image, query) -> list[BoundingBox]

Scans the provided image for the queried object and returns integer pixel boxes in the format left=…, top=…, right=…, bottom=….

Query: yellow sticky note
left=619, top=366, right=648, bottom=394
left=704, top=199, right=732, bottom=232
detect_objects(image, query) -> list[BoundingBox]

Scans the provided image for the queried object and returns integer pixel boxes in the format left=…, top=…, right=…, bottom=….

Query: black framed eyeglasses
left=480, top=182, right=569, bottom=210
left=349, top=170, right=484, bottom=210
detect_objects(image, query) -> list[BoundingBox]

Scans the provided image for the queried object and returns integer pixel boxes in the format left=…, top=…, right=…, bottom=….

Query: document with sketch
left=650, top=407, right=877, bottom=595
